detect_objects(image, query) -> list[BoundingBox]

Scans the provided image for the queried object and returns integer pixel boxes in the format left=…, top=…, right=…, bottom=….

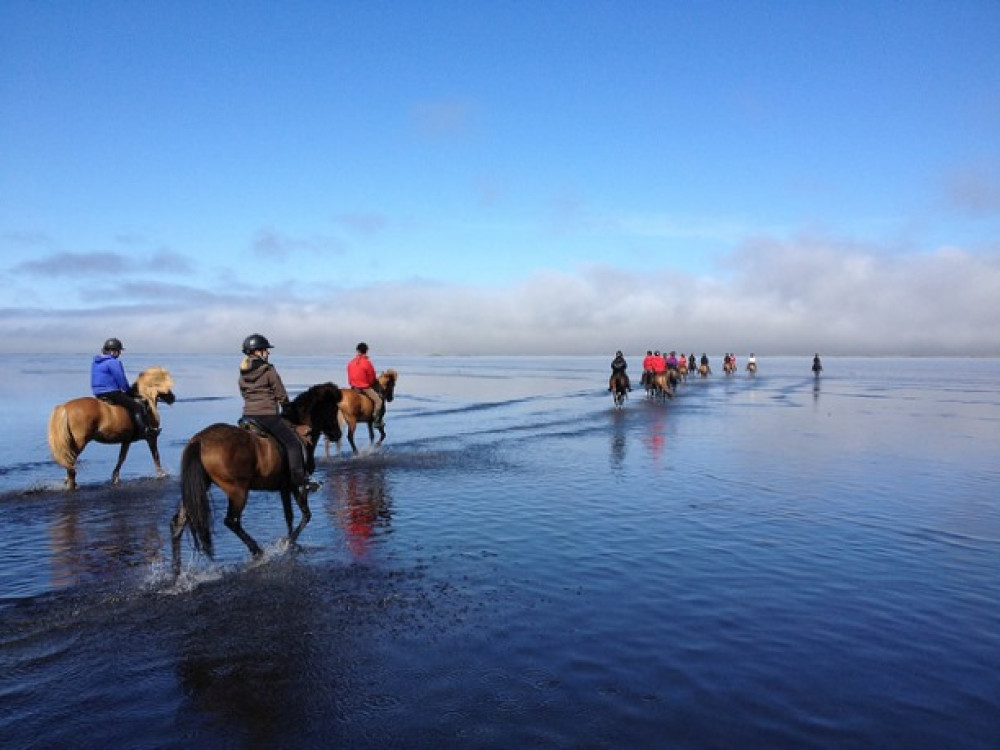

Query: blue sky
left=2, top=0, right=999, bottom=356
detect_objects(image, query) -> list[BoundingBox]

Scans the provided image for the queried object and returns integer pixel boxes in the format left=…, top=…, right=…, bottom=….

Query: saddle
left=238, top=416, right=312, bottom=445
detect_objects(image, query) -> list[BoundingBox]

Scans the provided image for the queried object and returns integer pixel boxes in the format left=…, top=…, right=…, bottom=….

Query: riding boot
left=133, top=410, right=148, bottom=439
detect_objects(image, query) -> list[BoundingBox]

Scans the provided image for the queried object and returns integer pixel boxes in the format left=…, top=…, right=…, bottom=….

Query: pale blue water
left=1, top=355, right=998, bottom=748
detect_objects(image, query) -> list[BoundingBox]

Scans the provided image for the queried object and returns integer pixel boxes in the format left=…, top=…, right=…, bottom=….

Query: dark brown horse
left=47, top=366, right=176, bottom=489
left=610, top=370, right=629, bottom=408
left=170, top=382, right=343, bottom=571
left=325, top=369, right=398, bottom=456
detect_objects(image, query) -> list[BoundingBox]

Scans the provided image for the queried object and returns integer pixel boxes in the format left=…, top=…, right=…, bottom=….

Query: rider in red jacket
left=347, top=342, right=385, bottom=428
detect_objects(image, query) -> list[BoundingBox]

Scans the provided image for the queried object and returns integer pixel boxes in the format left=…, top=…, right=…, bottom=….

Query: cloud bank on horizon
left=2, top=2, right=999, bottom=356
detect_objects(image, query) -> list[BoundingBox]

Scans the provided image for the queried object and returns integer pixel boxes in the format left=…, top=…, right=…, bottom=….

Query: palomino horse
left=610, top=371, right=629, bottom=409
left=170, top=382, right=343, bottom=570
left=325, top=370, right=398, bottom=456
left=47, top=366, right=176, bottom=490
left=699, top=363, right=711, bottom=378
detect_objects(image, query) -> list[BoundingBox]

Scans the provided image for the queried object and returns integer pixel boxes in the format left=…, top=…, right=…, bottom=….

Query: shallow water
left=1, top=355, right=999, bottom=748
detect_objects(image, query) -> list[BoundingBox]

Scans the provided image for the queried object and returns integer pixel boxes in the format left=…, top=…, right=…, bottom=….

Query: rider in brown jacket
left=238, top=333, right=319, bottom=495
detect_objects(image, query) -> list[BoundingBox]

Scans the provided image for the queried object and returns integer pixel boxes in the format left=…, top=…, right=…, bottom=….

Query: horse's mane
left=288, top=382, right=342, bottom=423
left=380, top=369, right=398, bottom=384
left=136, top=366, right=174, bottom=392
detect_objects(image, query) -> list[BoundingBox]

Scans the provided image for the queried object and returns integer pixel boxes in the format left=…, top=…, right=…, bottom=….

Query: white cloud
left=1, top=236, right=998, bottom=356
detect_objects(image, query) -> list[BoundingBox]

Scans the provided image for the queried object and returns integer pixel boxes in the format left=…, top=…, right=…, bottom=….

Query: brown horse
left=325, top=369, right=398, bottom=456
left=610, top=370, right=629, bottom=408
left=170, top=382, right=343, bottom=571
left=47, top=366, right=176, bottom=490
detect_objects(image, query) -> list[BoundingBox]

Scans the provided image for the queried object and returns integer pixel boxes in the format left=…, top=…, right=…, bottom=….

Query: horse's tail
left=180, top=438, right=214, bottom=557
left=47, top=404, right=76, bottom=470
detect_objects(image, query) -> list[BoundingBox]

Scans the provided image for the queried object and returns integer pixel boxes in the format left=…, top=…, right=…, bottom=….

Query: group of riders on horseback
left=608, top=350, right=714, bottom=394
left=87, top=335, right=389, bottom=499
left=608, top=349, right=772, bottom=406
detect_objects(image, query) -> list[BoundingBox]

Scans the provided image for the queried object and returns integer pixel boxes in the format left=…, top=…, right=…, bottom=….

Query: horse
left=650, top=371, right=675, bottom=400
left=170, top=382, right=343, bottom=571
left=47, top=366, right=176, bottom=490
left=325, top=370, right=398, bottom=456
left=699, top=363, right=711, bottom=378
left=610, top=371, right=629, bottom=409
left=746, top=361, right=758, bottom=376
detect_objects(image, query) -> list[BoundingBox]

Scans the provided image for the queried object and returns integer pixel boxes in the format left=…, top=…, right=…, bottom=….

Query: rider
left=608, top=350, right=631, bottom=391
left=238, top=333, right=319, bottom=495
left=700, top=353, right=710, bottom=371
left=91, top=337, right=155, bottom=438
left=651, top=351, right=667, bottom=375
left=641, top=350, right=655, bottom=387
left=347, top=342, right=385, bottom=429
left=747, top=352, right=757, bottom=370
left=688, top=353, right=696, bottom=372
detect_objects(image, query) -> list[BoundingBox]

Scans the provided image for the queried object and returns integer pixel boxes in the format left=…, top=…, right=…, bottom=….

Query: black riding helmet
left=102, top=337, right=124, bottom=353
left=242, top=333, right=273, bottom=355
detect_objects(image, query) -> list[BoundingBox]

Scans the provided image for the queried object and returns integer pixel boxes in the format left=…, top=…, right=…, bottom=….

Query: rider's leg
left=100, top=391, right=147, bottom=437
left=365, top=387, right=385, bottom=427
left=260, top=416, right=317, bottom=493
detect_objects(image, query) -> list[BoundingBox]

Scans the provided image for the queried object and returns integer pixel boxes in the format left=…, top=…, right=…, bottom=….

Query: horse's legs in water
left=280, top=490, right=294, bottom=535
left=286, top=488, right=313, bottom=544
left=170, top=506, right=187, bottom=576
left=345, top=418, right=359, bottom=454
left=149, top=434, right=167, bottom=478
left=111, top=443, right=131, bottom=485
left=222, top=493, right=263, bottom=557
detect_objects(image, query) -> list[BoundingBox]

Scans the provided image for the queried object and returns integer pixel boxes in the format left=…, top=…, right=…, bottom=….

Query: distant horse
left=47, top=366, right=176, bottom=490
left=677, top=359, right=688, bottom=382
left=699, top=364, right=711, bottom=378
left=723, top=360, right=736, bottom=376
left=746, top=361, right=758, bottom=376
left=325, top=370, right=398, bottom=456
left=610, top=371, right=629, bottom=408
left=170, top=383, right=343, bottom=570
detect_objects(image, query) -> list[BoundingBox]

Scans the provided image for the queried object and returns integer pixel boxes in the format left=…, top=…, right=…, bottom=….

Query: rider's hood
left=239, top=356, right=270, bottom=380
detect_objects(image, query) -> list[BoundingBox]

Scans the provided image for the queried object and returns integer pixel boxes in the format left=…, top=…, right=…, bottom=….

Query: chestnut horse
left=170, top=382, right=343, bottom=571
left=325, top=369, right=398, bottom=456
left=47, top=366, right=176, bottom=490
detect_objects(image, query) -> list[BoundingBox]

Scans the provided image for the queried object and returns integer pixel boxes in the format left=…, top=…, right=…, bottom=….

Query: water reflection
left=645, top=410, right=668, bottom=464
left=49, top=490, right=162, bottom=589
left=172, top=572, right=319, bottom=745
left=609, top=411, right=627, bottom=470
left=328, top=464, right=393, bottom=560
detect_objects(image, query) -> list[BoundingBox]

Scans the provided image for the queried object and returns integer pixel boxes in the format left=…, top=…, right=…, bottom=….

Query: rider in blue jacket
left=91, top=337, right=155, bottom=438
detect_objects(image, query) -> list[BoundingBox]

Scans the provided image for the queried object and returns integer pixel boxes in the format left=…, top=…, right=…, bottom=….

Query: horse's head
left=135, top=367, right=176, bottom=406
left=379, top=369, right=398, bottom=403
left=289, top=382, right=343, bottom=439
